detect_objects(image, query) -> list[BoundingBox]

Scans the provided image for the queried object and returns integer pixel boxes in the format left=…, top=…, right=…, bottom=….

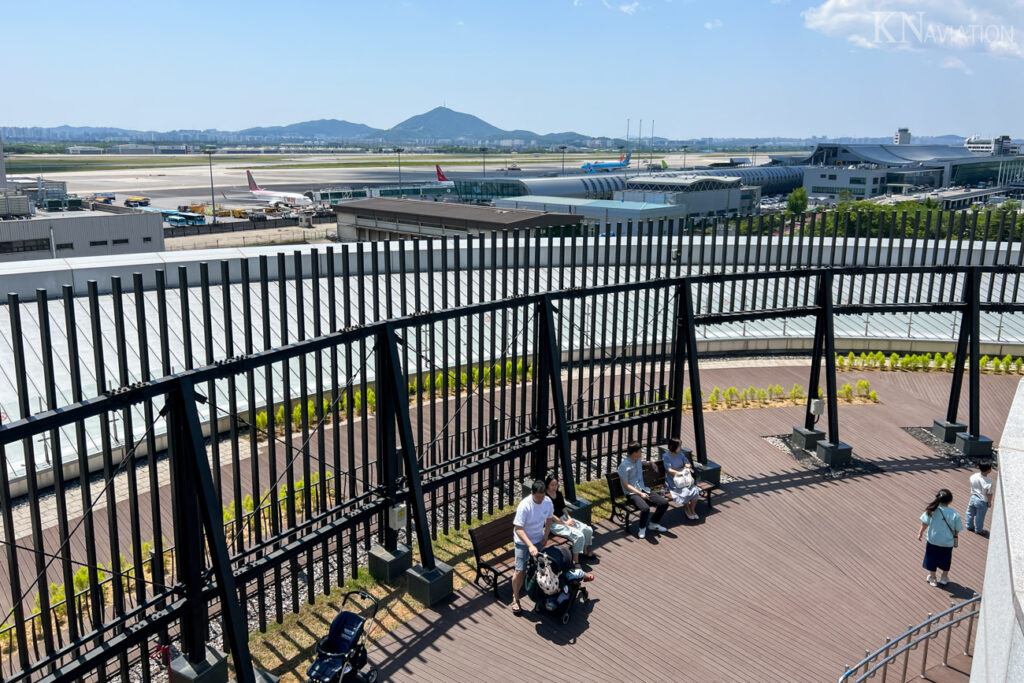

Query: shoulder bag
left=938, top=508, right=959, bottom=548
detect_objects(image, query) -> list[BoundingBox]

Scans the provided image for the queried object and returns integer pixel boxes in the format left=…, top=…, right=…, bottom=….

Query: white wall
left=971, top=379, right=1024, bottom=681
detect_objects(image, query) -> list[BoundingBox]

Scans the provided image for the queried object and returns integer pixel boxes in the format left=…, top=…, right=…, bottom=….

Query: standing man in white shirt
left=510, top=480, right=556, bottom=614
left=965, top=459, right=994, bottom=535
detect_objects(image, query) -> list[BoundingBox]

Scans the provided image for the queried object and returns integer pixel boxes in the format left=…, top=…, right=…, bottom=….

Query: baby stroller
left=306, top=591, right=379, bottom=683
left=525, top=545, right=590, bottom=625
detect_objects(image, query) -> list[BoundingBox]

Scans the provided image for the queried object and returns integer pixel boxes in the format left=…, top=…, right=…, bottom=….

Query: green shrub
left=945, top=352, right=955, bottom=369
left=789, top=383, right=805, bottom=401
left=839, top=383, right=854, bottom=400
left=856, top=379, right=870, bottom=397
left=757, top=388, right=768, bottom=403
left=254, top=411, right=268, bottom=432
left=683, top=387, right=692, bottom=405
left=848, top=351, right=856, bottom=369
left=979, top=355, right=989, bottom=371
left=367, top=388, right=376, bottom=413
left=889, top=352, right=899, bottom=370
left=708, top=392, right=718, bottom=410
left=50, top=582, right=66, bottom=620
left=242, top=494, right=255, bottom=516
left=869, top=390, right=878, bottom=402
left=1016, top=358, right=1023, bottom=374
left=291, top=403, right=302, bottom=428
left=274, top=405, right=285, bottom=428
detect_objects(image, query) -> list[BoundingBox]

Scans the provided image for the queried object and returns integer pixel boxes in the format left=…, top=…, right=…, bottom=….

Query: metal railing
left=839, top=594, right=981, bottom=682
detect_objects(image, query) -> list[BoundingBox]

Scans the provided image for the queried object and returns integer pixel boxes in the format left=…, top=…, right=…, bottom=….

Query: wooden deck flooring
left=366, top=370, right=1014, bottom=682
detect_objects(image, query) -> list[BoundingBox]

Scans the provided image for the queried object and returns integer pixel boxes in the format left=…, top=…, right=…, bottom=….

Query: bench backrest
left=606, top=471, right=625, bottom=502
left=607, top=460, right=668, bottom=499
left=469, top=512, right=515, bottom=558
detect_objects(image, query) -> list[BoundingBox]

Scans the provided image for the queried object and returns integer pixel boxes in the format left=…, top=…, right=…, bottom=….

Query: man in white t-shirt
left=965, top=459, right=994, bottom=535
left=510, top=479, right=555, bottom=613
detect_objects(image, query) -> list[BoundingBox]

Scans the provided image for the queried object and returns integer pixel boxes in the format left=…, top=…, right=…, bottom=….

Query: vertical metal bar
left=821, top=270, right=840, bottom=444
left=968, top=268, right=981, bottom=438
left=258, top=255, right=283, bottom=622
left=540, top=297, right=576, bottom=501
left=110, top=278, right=146, bottom=613
left=682, top=281, right=707, bottom=464
left=87, top=281, right=127, bottom=664
left=945, top=276, right=972, bottom=425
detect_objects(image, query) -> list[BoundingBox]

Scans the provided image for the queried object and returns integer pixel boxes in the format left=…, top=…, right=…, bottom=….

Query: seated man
left=618, top=440, right=669, bottom=538
left=510, top=479, right=555, bottom=614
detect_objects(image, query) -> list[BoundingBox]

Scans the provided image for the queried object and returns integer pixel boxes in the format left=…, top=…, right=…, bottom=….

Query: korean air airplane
left=580, top=152, right=631, bottom=173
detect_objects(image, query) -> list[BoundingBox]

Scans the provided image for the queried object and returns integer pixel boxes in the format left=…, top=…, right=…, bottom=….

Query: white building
left=893, top=127, right=911, bottom=145
left=0, top=210, right=164, bottom=262
left=965, top=135, right=1021, bottom=156
left=804, top=166, right=888, bottom=201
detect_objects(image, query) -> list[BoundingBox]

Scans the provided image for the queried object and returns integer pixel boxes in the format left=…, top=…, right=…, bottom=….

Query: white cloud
left=803, top=1, right=1024, bottom=60
left=941, top=55, right=974, bottom=74
left=619, top=1, right=640, bottom=14
left=704, top=18, right=722, bottom=30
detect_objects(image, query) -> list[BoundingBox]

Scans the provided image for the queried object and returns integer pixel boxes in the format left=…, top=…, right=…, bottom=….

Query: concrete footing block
left=368, top=543, right=412, bottom=584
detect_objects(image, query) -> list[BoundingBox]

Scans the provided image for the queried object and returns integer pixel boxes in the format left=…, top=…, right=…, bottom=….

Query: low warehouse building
left=332, top=198, right=579, bottom=240
left=0, top=210, right=164, bottom=262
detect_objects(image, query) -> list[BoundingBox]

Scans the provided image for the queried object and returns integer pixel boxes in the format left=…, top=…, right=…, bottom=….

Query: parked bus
left=179, top=212, right=206, bottom=226
left=166, top=215, right=187, bottom=227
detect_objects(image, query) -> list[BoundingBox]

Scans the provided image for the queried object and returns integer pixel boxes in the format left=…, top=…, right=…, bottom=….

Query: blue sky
left=6, top=0, right=1024, bottom=138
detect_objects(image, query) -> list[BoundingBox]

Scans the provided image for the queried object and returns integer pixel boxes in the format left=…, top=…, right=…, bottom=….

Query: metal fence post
left=172, top=378, right=257, bottom=683
left=538, top=296, right=577, bottom=502
left=681, top=281, right=708, bottom=464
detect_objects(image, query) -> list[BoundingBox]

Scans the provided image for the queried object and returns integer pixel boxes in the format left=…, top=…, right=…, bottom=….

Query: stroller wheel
left=560, top=612, right=570, bottom=625
left=365, top=668, right=379, bottom=683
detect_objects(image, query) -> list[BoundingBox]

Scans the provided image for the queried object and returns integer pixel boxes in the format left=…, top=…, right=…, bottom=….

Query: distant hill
left=237, top=119, right=381, bottom=140
left=382, top=106, right=505, bottom=142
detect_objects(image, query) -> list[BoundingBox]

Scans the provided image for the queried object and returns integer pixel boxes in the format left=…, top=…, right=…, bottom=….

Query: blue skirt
left=922, top=542, right=953, bottom=572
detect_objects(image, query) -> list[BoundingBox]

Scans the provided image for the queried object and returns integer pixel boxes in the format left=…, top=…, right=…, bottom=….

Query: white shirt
left=970, top=472, right=993, bottom=501
left=512, top=495, right=553, bottom=546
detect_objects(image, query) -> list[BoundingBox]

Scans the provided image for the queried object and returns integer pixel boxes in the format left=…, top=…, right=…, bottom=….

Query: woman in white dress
left=663, top=437, right=701, bottom=520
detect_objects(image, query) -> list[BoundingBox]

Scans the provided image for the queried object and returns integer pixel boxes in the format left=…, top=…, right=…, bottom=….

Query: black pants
left=628, top=492, right=668, bottom=528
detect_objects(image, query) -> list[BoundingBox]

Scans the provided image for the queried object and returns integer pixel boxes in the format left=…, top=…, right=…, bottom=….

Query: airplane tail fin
left=436, top=165, right=451, bottom=183
left=246, top=171, right=261, bottom=191
left=623, top=152, right=632, bottom=163
left=661, top=160, right=668, bottom=169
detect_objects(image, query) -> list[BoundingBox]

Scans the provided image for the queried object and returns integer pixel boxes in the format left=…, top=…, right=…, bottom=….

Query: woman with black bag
left=917, top=489, right=963, bottom=587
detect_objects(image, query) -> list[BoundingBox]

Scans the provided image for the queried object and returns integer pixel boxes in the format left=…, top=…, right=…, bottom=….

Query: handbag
left=939, top=508, right=959, bottom=548
left=674, top=468, right=695, bottom=489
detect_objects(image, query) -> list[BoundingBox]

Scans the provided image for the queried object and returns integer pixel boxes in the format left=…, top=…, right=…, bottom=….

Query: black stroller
left=306, top=591, right=380, bottom=683
left=525, top=545, right=590, bottom=625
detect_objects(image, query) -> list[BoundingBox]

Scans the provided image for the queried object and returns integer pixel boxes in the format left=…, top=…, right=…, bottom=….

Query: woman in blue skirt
left=918, top=489, right=963, bottom=586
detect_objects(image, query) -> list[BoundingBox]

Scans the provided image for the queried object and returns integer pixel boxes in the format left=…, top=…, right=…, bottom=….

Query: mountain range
left=0, top=107, right=971, bottom=147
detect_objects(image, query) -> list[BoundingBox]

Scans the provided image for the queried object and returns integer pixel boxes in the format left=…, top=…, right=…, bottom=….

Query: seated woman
left=544, top=475, right=596, bottom=566
left=663, top=437, right=701, bottom=520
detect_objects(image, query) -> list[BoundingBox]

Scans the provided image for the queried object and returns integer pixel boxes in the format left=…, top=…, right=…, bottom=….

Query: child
left=965, top=459, right=994, bottom=535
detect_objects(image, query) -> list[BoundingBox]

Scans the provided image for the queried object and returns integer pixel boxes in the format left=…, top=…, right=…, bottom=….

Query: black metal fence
left=0, top=209, right=1022, bottom=681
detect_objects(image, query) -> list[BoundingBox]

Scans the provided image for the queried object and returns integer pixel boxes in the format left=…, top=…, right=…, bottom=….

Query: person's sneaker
left=637, top=527, right=647, bottom=539
left=566, top=568, right=585, bottom=581
left=938, top=575, right=950, bottom=585
left=926, top=575, right=938, bottom=587
left=687, top=513, right=699, bottom=520
left=966, top=527, right=975, bottom=533
left=647, top=522, right=667, bottom=532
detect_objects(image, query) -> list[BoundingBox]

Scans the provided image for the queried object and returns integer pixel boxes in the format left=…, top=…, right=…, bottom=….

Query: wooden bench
left=469, top=512, right=567, bottom=600
left=606, top=460, right=720, bottom=534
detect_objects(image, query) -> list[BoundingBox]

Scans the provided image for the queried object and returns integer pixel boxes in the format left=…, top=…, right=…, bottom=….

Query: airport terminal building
left=797, top=142, right=1024, bottom=201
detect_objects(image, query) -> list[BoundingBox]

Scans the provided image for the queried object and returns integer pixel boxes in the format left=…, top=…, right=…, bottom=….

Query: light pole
left=681, top=145, right=689, bottom=171
left=559, top=145, right=567, bottom=175
left=395, top=147, right=404, bottom=197
left=206, top=148, right=217, bottom=225
left=480, top=147, right=488, bottom=178
left=751, top=144, right=759, bottom=168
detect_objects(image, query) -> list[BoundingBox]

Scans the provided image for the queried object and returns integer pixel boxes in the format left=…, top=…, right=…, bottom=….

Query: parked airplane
left=223, top=171, right=313, bottom=207
left=581, top=152, right=631, bottom=173
left=435, top=165, right=455, bottom=187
